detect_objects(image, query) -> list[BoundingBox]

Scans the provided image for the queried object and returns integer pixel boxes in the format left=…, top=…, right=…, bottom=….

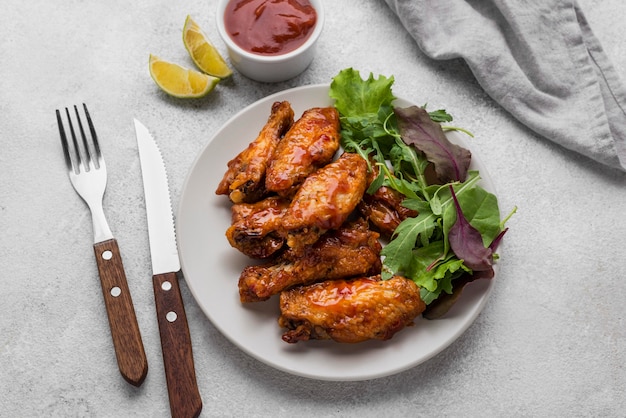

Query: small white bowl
left=216, top=0, right=324, bottom=83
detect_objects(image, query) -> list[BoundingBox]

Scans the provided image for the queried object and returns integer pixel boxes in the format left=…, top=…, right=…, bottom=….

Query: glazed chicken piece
left=359, top=186, right=418, bottom=239
left=216, top=101, right=294, bottom=203
left=265, top=107, right=340, bottom=197
left=278, top=275, right=426, bottom=344
left=280, top=152, right=368, bottom=251
left=238, top=218, right=382, bottom=302
left=357, top=162, right=418, bottom=239
left=226, top=196, right=291, bottom=259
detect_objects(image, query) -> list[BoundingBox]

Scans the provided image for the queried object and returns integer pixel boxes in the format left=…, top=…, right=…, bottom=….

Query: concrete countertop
left=1, top=0, right=625, bottom=416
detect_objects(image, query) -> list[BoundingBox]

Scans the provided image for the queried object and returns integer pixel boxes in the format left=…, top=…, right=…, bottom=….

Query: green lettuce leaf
left=330, top=68, right=395, bottom=116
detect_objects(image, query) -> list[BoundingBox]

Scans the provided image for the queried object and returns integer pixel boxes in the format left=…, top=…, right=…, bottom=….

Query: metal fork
left=56, top=104, right=148, bottom=387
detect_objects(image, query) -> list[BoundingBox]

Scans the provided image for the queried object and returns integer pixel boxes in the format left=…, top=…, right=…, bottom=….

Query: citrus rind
left=149, top=54, right=220, bottom=98
left=183, top=15, right=233, bottom=79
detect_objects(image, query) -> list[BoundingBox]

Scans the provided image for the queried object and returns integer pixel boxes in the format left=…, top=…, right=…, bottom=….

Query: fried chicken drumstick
left=216, top=101, right=294, bottom=203
left=279, top=275, right=425, bottom=344
left=238, top=219, right=382, bottom=302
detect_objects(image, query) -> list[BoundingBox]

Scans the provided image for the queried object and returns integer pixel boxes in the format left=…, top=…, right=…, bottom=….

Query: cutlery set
left=56, top=105, right=202, bottom=418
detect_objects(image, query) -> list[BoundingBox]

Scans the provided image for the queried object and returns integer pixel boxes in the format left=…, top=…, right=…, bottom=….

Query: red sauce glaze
left=224, top=0, right=317, bottom=55
left=308, top=278, right=378, bottom=310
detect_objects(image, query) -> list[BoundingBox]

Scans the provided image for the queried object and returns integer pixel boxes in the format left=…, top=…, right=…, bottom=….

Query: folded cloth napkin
left=384, top=0, right=626, bottom=171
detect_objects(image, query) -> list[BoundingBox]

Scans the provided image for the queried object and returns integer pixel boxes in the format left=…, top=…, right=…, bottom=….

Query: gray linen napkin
left=384, top=0, right=626, bottom=171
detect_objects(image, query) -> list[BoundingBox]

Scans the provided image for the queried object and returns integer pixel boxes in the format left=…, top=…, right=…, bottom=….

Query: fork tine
left=65, top=107, right=85, bottom=174
left=74, top=104, right=96, bottom=172
left=82, top=103, right=103, bottom=169
left=56, top=108, right=76, bottom=174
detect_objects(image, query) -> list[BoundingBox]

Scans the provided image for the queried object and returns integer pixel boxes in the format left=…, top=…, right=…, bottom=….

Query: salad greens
left=329, top=68, right=514, bottom=307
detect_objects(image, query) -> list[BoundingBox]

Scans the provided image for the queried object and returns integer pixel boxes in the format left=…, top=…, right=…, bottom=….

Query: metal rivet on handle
left=161, top=281, right=172, bottom=291
left=166, top=311, right=177, bottom=322
left=110, top=286, right=121, bottom=297
left=102, top=250, right=113, bottom=260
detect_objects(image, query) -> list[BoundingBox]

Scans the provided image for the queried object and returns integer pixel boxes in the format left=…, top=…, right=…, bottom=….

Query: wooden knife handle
left=93, top=239, right=148, bottom=387
left=153, top=272, right=202, bottom=418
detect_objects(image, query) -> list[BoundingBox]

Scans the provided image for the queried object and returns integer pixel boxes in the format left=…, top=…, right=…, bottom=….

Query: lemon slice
left=183, top=15, right=233, bottom=78
left=149, top=54, right=219, bottom=98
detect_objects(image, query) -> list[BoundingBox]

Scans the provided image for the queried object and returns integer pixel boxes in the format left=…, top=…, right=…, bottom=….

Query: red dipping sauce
left=224, top=0, right=317, bottom=56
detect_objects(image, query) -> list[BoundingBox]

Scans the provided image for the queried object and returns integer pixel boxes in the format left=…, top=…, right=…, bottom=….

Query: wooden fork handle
left=153, top=271, right=202, bottom=418
left=93, top=239, right=148, bottom=387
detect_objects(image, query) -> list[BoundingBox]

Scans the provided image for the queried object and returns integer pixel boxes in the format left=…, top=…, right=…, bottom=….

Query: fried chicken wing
left=278, top=275, right=425, bottom=344
left=359, top=186, right=418, bottom=239
left=226, top=196, right=290, bottom=259
left=357, top=163, right=418, bottom=238
left=238, top=219, right=382, bottom=302
left=265, top=107, right=341, bottom=197
left=281, top=152, right=368, bottom=250
left=216, top=101, right=294, bottom=203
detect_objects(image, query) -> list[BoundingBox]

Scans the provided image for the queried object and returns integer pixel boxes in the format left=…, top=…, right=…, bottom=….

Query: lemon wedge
left=149, top=54, right=219, bottom=98
left=183, top=15, right=232, bottom=78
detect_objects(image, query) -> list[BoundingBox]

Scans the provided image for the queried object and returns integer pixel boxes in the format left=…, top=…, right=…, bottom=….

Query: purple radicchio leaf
left=489, top=227, right=509, bottom=252
left=448, top=185, right=493, bottom=271
left=395, top=106, right=471, bottom=182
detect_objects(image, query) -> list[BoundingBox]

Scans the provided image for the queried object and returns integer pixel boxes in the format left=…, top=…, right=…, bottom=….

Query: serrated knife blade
left=134, top=120, right=180, bottom=275
left=134, top=118, right=202, bottom=418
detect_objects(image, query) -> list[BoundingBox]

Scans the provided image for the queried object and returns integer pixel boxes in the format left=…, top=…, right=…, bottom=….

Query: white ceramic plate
left=177, top=84, right=497, bottom=381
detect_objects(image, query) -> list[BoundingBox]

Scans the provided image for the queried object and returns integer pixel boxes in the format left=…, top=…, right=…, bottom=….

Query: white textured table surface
left=2, top=0, right=625, bottom=416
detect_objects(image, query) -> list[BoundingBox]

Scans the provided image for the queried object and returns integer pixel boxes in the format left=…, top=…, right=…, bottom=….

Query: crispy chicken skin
left=281, top=152, right=368, bottom=250
left=238, top=219, right=382, bottom=302
left=265, top=107, right=341, bottom=197
left=278, top=275, right=425, bottom=344
left=216, top=101, right=294, bottom=203
left=226, top=196, right=291, bottom=259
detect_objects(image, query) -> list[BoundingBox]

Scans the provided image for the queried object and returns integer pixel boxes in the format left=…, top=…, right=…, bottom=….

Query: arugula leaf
left=381, top=172, right=485, bottom=281
left=386, top=240, right=470, bottom=304
left=428, top=108, right=454, bottom=123
left=381, top=209, right=438, bottom=280
left=415, top=259, right=470, bottom=305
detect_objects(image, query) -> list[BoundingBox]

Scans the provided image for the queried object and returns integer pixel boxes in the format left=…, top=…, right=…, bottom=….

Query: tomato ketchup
left=224, top=0, right=317, bottom=56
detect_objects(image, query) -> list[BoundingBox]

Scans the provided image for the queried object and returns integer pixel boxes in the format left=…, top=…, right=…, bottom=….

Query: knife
left=134, top=119, right=202, bottom=418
